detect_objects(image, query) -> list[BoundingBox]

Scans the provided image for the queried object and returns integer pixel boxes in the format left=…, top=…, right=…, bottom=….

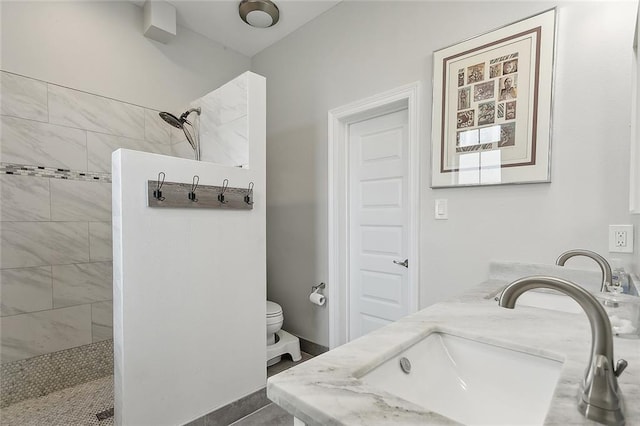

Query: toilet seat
left=267, top=301, right=283, bottom=327
left=267, top=301, right=283, bottom=317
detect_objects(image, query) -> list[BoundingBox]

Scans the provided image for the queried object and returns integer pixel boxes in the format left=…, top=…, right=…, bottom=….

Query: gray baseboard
left=183, top=339, right=321, bottom=426
left=184, top=387, right=269, bottom=426
left=298, top=336, right=329, bottom=356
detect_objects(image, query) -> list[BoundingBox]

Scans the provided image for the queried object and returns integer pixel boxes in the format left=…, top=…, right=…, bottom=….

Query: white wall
left=112, top=73, right=266, bottom=426
left=252, top=1, right=638, bottom=347
left=0, top=1, right=251, bottom=113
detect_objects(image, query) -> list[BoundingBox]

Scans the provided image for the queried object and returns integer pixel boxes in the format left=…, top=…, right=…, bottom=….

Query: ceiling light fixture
left=239, top=0, right=279, bottom=28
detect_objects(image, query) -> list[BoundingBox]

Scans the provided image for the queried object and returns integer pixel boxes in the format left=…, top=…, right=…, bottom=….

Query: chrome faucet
left=498, top=276, right=627, bottom=426
left=556, top=249, right=613, bottom=292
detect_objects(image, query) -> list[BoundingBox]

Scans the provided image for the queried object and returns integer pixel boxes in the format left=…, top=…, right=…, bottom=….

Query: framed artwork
left=431, top=9, right=556, bottom=187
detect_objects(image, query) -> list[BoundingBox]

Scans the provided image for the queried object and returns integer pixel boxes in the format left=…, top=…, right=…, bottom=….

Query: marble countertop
left=267, top=273, right=640, bottom=425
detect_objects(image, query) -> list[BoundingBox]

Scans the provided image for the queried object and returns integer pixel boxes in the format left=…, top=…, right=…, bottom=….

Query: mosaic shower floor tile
left=0, top=375, right=113, bottom=426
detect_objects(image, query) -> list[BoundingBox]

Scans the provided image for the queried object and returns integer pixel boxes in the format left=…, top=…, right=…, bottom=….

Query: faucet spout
left=498, top=276, right=626, bottom=426
left=556, top=249, right=613, bottom=292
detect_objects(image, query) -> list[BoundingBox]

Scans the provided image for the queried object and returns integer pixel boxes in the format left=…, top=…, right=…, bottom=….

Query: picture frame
left=431, top=9, right=556, bottom=188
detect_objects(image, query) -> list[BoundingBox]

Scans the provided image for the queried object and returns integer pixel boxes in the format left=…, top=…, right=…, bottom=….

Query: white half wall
left=251, top=1, right=638, bottom=347
left=112, top=72, right=266, bottom=426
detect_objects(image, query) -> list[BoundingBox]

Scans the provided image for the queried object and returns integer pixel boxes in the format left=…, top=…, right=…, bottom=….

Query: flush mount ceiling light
left=239, top=0, right=280, bottom=28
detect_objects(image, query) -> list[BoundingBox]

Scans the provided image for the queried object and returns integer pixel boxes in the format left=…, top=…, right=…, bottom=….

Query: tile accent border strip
left=1, top=162, right=112, bottom=183
left=0, top=339, right=114, bottom=408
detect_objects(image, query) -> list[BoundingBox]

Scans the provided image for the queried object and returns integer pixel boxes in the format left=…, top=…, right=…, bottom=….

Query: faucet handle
left=614, top=359, right=628, bottom=377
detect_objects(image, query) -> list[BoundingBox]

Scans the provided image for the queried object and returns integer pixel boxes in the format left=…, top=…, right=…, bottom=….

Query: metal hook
left=153, top=172, right=165, bottom=201
left=218, top=178, right=229, bottom=204
left=244, top=182, right=254, bottom=205
left=188, top=175, right=199, bottom=202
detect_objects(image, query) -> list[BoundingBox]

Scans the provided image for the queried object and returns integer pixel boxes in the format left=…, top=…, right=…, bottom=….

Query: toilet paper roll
left=309, top=291, right=326, bottom=306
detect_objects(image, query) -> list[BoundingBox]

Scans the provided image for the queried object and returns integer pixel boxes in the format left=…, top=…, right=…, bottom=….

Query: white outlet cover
left=609, top=224, right=634, bottom=253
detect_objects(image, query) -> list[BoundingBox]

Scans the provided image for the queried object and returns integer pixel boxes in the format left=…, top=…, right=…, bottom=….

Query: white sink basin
left=360, top=332, right=563, bottom=425
left=516, top=290, right=583, bottom=314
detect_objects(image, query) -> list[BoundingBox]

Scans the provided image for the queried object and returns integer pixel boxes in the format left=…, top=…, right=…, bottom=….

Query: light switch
left=435, top=199, right=448, bottom=220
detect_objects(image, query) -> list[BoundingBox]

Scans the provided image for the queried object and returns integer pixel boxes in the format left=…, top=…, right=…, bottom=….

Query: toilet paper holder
left=309, top=282, right=326, bottom=307
left=311, top=282, right=326, bottom=293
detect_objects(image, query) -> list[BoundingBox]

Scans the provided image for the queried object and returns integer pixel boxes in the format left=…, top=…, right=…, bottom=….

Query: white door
left=348, top=109, right=409, bottom=340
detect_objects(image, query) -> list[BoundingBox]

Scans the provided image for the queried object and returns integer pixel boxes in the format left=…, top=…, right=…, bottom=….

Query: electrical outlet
left=609, top=225, right=634, bottom=253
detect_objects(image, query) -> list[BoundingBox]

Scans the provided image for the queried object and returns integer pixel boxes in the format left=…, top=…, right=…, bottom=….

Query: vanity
left=267, top=264, right=640, bottom=425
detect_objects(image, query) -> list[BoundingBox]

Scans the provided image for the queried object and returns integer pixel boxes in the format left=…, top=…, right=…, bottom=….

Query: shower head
left=159, top=107, right=201, bottom=129
left=158, top=107, right=202, bottom=159
left=159, top=111, right=183, bottom=129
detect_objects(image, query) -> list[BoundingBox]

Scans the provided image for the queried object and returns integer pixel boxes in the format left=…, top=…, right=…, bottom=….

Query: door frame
left=328, top=82, right=421, bottom=349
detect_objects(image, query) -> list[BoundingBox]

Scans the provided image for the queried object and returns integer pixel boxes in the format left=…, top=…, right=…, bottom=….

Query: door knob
left=393, top=259, right=408, bottom=268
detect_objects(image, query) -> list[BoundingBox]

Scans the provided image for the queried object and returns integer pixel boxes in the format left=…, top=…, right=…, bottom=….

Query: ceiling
left=132, top=0, right=341, bottom=57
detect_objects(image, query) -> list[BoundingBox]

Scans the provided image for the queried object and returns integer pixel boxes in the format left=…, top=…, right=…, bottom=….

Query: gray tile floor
left=229, top=403, right=292, bottom=426
left=267, top=352, right=313, bottom=378
left=0, top=353, right=312, bottom=426
left=233, top=352, right=315, bottom=426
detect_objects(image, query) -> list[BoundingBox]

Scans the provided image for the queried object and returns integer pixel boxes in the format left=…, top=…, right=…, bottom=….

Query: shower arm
left=180, top=107, right=201, bottom=121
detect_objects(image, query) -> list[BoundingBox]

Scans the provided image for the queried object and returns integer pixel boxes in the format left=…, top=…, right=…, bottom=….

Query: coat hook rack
left=147, top=175, right=254, bottom=210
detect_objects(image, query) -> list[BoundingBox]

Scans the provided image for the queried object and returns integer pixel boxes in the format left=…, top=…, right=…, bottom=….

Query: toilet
left=266, top=300, right=301, bottom=367
left=266, top=301, right=284, bottom=346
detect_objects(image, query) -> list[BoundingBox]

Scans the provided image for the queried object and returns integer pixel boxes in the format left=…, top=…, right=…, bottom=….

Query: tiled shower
left=0, top=70, right=189, bottom=406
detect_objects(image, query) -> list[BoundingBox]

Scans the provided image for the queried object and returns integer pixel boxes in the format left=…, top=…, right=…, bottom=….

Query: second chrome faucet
left=556, top=249, right=613, bottom=293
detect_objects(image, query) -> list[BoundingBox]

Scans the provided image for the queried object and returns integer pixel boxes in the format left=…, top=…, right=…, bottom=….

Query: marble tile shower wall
left=0, top=70, right=183, bottom=364
left=197, top=73, right=249, bottom=167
